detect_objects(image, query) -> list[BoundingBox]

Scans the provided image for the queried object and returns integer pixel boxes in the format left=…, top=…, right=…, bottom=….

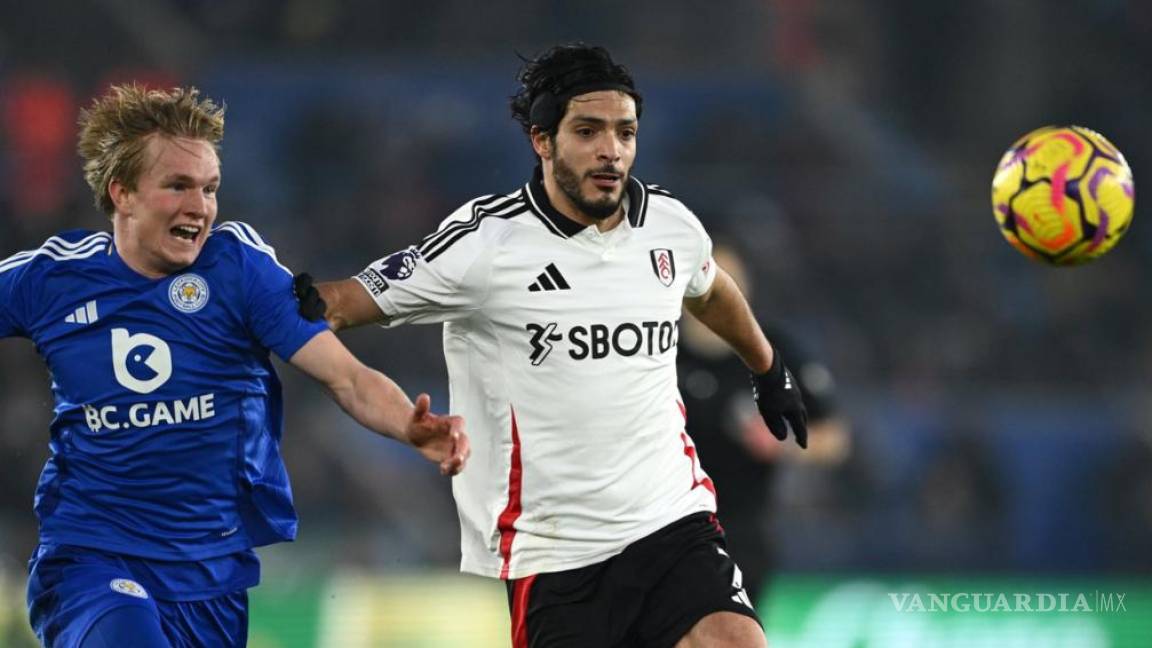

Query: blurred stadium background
left=2, top=1, right=1151, bottom=646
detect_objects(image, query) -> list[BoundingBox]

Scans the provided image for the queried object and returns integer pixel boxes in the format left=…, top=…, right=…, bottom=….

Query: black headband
left=528, top=82, right=639, bottom=132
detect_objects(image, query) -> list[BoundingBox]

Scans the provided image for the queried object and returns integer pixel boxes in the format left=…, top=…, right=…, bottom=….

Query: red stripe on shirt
left=681, top=431, right=717, bottom=497
left=678, top=400, right=716, bottom=497
left=497, top=405, right=524, bottom=579
left=510, top=574, right=537, bottom=648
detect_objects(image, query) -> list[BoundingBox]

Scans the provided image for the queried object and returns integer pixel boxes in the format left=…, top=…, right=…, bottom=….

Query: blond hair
left=77, top=85, right=225, bottom=215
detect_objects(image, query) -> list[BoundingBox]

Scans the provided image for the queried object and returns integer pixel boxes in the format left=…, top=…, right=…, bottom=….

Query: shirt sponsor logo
left=526, top=322, right=561, bottom=365
left=526, top=320, right=679, bottom=365
left=110, top=578, right=149, bottom=599
left=111, top=329, right=172, bottom=394
left=169, top=273, right=210, bottom=313
left=83, top=329, right=218, bottom=433
left=356, top=268, right=389, bottom=296
left=650, top=249, right=676, bottom=287
left=83, top=394, right=216, bottom=433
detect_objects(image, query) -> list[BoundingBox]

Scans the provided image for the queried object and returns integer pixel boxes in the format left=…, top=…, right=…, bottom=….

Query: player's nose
left=182, top=189, right=211, bottom=217
left=596, top=133, right=624, bottom=162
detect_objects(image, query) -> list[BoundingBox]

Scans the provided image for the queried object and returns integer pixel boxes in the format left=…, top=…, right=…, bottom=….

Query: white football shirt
left=355, top=168, right=719, bottom=579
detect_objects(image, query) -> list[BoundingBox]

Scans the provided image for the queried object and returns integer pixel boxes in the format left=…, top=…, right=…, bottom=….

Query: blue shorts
left=27, top=545, right=250, bottom=647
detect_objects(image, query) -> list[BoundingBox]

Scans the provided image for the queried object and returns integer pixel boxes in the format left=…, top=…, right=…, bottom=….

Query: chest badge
left=650, top=249, right=676, bottom=287
left=169, top=273, right=210, bottom=313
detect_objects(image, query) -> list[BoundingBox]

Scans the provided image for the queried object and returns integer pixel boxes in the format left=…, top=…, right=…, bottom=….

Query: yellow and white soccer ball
left=991, top=125, right=1134, bottom=265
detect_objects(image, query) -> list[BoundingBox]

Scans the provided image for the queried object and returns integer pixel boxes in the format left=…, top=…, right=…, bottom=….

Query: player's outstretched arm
left=289, top=330, right=470, bottom=475
left=684, top=268, right=808, bottom=448
left=683, top=267, right=773, bottom=372
left=294, top=273, right=384, bottom=331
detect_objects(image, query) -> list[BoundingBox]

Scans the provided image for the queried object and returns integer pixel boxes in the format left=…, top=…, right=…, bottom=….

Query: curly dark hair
left=510, top=43, right=642, bottom=137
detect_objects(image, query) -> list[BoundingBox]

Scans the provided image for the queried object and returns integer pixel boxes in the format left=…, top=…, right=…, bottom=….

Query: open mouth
left=170, top=224, right=202, bottom=242
left=590, top=171, right=622, bottom=189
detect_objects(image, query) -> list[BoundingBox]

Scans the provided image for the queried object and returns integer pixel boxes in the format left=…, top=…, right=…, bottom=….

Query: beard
left=553, top=155, right=626, bottom=221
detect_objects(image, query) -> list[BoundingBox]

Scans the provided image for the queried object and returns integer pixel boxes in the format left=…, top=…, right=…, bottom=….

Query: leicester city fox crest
left=168, top=274, right=210, bottom=313
left=649, top=249, right=675, bottom=287
left=110, top=578, right=149, bottom=599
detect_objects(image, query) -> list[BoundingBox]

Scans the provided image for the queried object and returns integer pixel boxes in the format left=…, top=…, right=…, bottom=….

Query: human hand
left=293, top=272, right=327, bottom=322
left=406, top=393, right=470, bottom=476
left=750, top=356, right=808, bottom=449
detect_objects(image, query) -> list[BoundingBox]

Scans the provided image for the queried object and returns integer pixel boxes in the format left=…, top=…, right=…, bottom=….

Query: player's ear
left=108, top=179, right=133, bottom=214
left=530, top=126, right=553, bottom=160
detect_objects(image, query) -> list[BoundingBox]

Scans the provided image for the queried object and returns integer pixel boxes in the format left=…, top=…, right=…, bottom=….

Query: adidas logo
left=528, top=263, right=570, bottom=292
left=65, top=300, right=99, bottom=325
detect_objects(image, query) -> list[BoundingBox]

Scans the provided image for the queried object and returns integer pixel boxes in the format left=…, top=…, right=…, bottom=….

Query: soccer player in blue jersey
left=0, top=85, right=470, bottom=647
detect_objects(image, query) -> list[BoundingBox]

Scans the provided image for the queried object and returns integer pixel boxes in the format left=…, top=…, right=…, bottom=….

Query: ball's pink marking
left=1044, top=132, right=1085, bottom=217
left=1051, top=164, right=1069, bottom=215
left=1052, top=132, right=1086, bottom=155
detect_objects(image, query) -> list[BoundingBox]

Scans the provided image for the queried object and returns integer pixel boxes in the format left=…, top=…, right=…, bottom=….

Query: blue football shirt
left=0, top=221, right=327, bottom=562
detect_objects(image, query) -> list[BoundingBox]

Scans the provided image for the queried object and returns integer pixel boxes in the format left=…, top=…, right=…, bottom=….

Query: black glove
left=293, top=273, right=328, bottom=322
left=751, top=354, right=809, bottom=449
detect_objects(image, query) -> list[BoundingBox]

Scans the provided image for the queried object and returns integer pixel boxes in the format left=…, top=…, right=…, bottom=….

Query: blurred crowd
left=2, top=0, right=1152, bottom=581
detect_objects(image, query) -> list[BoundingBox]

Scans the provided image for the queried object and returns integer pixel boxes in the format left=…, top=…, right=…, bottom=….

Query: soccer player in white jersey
left=295, top=44, right=807, bottom=648
left=1, top=85, right=468, bottom=647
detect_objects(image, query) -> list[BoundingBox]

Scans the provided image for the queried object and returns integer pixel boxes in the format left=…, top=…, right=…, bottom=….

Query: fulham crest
left=650, top=249, right=675, bottom=287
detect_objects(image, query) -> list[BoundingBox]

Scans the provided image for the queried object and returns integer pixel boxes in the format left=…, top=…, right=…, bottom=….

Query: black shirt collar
left=524, top=166, right=649, bottom=238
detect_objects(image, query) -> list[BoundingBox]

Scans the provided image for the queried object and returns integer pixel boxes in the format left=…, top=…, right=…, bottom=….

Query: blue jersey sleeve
left=0, top=250, right=33, bottom=338
left=221, top=223, right=328, bottom=361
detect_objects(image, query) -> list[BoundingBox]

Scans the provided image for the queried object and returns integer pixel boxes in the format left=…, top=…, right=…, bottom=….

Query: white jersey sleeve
left=683, top=210, right=717, bottom=298
left=352, top=201, right=500, bottom=326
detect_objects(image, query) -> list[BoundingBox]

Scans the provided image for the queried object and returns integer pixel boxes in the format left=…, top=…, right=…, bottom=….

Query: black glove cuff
left=757, top=352, right=784, bottom=386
